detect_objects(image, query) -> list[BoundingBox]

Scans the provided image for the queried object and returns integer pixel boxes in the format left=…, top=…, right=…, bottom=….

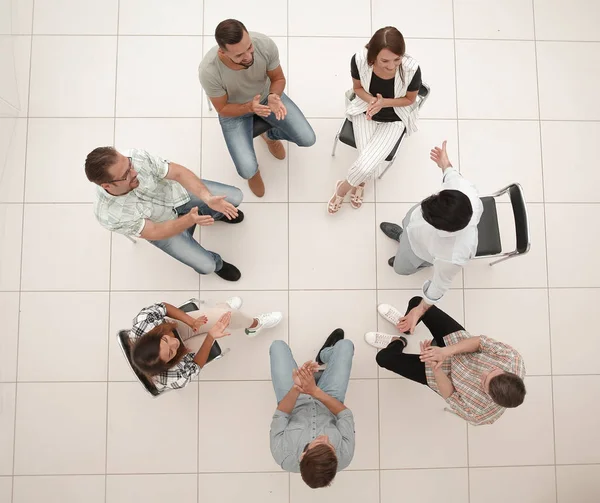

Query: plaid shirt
left=426, top=332, right=525, bottom=426
left=130, top=303, right=199, bottom=392
left=94, top=148, right=190, bottom=237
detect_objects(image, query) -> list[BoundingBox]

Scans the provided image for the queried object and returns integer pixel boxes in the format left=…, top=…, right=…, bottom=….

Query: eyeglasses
left=108, top=157, right=134, bottom=183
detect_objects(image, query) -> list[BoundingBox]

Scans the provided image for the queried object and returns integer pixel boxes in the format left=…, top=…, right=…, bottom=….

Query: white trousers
left=347, top=113, right=406, bottom=186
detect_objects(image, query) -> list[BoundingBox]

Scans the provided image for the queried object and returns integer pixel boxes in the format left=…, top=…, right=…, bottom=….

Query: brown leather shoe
left=248, top=170, right=265, bottom=197
left=261, top=134, right=286, bottom=160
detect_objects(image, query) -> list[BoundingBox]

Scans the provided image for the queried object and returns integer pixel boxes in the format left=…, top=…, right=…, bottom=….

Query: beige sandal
left=350, top=183, right=365, bottom=209
left=328, top=180, right=345, bottom=214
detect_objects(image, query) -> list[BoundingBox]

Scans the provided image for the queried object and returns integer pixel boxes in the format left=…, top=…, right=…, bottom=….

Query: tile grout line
left=531, top=2, right=559, bottom=500
left=450, top=3, right=471, bottom=500
left=104, top=3, right=121, bottom=501
left=11, top=1, right=36, bottom=500
left=287, top=1, right=291, bottom=499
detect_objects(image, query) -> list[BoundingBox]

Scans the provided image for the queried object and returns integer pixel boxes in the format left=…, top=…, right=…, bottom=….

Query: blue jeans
left=219, top=93, right=316, bottom=179
left=269, top=339, right=354, bottom=404
left=148, top=180, right=243, bottom=275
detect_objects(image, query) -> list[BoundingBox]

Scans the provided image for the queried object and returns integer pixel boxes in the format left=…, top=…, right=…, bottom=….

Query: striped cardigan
left=345, top=48, right=420, bottom=135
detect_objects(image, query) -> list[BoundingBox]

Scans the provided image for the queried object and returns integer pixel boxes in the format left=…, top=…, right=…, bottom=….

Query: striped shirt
left=130, top=303, right=199, bottom=392
left=426, top=332, right=525, bottom=426
left=94, top=149, right=190, bottom=237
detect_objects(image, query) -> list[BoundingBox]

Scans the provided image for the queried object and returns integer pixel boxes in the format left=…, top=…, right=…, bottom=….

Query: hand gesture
left=251, top=94, right=272, bottom=118
left=366, top=93, right=384, bottom=120
left=397, top=306, right=420, bottom=334
left=207, top=312, right=232, bottom=339
left=292, top=361, right=318, bottom=395
left=419, top=340, right=449, bottom=370
left=189, top=206, right=214, bottom=226
left=430, top=140, right=452, bottom=170
left=190, top=315, right=208, bottom=333
left=206, top=195, right=239, bottom=220
left=267, top=94, right=287, bottom=120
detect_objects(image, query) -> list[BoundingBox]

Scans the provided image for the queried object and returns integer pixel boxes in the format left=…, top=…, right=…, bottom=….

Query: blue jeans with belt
left=269, top=339, right=354, bottom=404
left=219, top=93, right=316, bottom=180
left=148, top=181, right=243, bottom=275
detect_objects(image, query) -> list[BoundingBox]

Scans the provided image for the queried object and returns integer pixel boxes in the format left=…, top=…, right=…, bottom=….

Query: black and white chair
left=475, top=183, right=530, bottom=266
left=117, top=298, right=229, bottom=397
left=331, top=82, right=431, bottom=179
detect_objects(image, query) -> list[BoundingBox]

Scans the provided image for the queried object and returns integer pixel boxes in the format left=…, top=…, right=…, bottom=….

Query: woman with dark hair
left=129, top=297, right=282, bottom=391
left=328, top=26, right=422, bottom=214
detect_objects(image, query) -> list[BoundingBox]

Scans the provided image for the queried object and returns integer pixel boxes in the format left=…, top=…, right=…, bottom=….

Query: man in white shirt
left=379, top=141, right=483, bottom=333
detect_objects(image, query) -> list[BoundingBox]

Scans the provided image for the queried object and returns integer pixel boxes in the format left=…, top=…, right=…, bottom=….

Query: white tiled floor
left=0, top=0, right=599, bottom=502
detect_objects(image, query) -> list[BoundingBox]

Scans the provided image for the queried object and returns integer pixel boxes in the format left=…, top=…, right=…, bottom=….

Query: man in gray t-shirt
left=199, top=19, right=315, bottom=197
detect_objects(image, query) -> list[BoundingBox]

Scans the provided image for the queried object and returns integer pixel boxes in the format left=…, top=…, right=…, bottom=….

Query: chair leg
left=488, top=252, right=519, bottom=266
left=378, top=157, right=397, bottom=179
left=207, top=95, right=213, bottom=112
left=124, top=234, right=137, bottom=244
left=331, top=134, right=340, bottom=157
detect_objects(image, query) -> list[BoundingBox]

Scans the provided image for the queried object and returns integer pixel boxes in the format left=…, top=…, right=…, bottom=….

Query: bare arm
left=352, top=77, right=374, bottom=104
left=164, top=303, right=196, bottom=327
left=192, top=334, right=215, bottom=368
left=139, top=215, right=192, bottom=241
left=209, top=93, right=253, bottom=117
left=433, top=368, right=455, bottom=399
left=381, top=90, right=418, bottom=108
left=277, top=387, right=301, bottom=414
left=166, top=163, right=212, bottom=202
left=267, top=65, right=286, bottom=96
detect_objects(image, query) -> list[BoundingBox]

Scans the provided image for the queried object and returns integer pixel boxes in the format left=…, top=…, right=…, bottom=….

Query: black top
left=350, top=55, right=422, bottom=122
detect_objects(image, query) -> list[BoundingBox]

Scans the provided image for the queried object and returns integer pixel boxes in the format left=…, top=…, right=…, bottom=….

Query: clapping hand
left=366, top=93, right=384, bottom=120
left=207, top=312, right=232, bottom=339
left=206, top=195, right=239, bottom=220
left=267, top=93, right=287, bottom=120
left=419, top=340, right=449, bottom=370
left=251, top=94, right=272, bottom=117
left=397, top=306, right=420, bottom=334
left=189, top=206, right=215, bottom=226
left=190, top=315, right=208, bottom=333
left=430, top=140, right=452, bottom=170
left=292, top=361, right=319, bottom=395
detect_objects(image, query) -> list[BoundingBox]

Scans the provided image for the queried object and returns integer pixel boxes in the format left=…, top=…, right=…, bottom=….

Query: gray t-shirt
left=198, top=32, right=280, bottom=104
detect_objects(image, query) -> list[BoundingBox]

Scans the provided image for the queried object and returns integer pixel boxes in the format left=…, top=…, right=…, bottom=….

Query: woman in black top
left=328, top=27, right=422, bottom=214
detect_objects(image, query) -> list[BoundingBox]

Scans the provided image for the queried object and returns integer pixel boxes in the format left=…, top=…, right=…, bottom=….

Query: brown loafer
left=248, top=170, right=265, bottom=197
left=261, top=133, right=286, bottom=160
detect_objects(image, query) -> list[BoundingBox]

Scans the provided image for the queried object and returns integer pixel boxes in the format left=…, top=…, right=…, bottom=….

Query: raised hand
left=251, top=94, right=272, bottom=117
left=366, top=93, right=384, bottom=120
left=430, top=140, right=452, bottom=170
left=396, top=306, right=420, bottom=334
left=207, top=312, right=232, bottom=339
left=189, top=206, right=215, bottom=226
left=419, top=341, right=450, bottom=370
left=206, top=194, right=239, bottom=220
left=267, top=93, right=287, bottom=120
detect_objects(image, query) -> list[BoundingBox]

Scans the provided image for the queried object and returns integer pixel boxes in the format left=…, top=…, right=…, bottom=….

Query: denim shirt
left=269, top=395, right=355, bottom=473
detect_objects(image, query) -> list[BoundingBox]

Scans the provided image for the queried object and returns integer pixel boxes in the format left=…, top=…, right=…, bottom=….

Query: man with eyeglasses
left=85, top=147, right=244, bottom=281
left=199, top=18, right=315, bottom=197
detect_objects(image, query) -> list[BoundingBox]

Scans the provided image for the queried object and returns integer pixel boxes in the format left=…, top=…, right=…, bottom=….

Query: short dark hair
left=299, top=444, right=338, bottom=488
left=421, top=189, right=473, bottom=232
left=84, top=146, right=119, bottom=185
left=215, top=19, right=248, bottom=50
left=130, top=322, right=188, bottom=376
left=488, top=372, right=526, bottom=408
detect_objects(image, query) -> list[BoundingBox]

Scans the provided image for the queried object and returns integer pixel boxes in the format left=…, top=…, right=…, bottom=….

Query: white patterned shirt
left=94, top=149, right=190, bottom=237
left=130, top=303, right=200, bottom=392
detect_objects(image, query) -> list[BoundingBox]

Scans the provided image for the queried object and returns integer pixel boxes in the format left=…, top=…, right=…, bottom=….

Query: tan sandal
left=350, top=183, right=365, bottom=209
left=328, top=180, right=345, bottom=214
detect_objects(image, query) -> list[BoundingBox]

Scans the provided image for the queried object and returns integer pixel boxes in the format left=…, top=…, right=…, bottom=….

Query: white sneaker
left=246, top=311, right=283, bottom=337
left=377, top=303, right=402, bottom=326
left=225, top=296, right=243, bottom=310
left=364, top=331, right=403, bottom=349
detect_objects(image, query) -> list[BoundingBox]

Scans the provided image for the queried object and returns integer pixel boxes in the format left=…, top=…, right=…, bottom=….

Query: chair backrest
left=117, top=330, right=160, bottom=397
left=508, top=183, right=530, bottom=254
left=417, top=82, right=431, bottom=109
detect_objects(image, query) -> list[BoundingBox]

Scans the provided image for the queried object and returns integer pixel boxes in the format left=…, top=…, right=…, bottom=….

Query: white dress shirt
left=407, top=168, right=483, bottom=304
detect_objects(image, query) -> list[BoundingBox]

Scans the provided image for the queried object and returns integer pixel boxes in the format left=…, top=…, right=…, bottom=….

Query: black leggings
left=375, top=296, right=465, bottom=385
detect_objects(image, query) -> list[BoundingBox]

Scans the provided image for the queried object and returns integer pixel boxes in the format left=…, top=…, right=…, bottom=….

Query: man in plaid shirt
left=365, top=296, right=526, bottom=425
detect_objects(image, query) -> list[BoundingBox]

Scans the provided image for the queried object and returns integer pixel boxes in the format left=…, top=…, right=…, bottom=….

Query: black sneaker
left=220, top=210, right=244, bottom=224
left=388, top=256, right=395, bottom=267
left=316, top=328, right=345, bottom=365
left=215, top=261, right=241, bottom=281
left=380, top=222, right=403, bottom=241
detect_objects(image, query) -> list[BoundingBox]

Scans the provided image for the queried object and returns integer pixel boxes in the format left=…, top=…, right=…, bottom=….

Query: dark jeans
left=375, top=296, right=465, bottom=385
